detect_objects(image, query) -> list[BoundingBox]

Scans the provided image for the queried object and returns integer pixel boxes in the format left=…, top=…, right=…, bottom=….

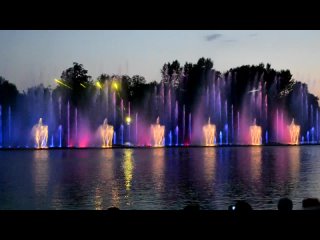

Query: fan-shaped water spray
left=250, top=119, right=262, bottom=145
left=288, top=119, right=300, bottom=145
left=203, top=117, right=216, bottom=146
left=151, top=117, right=165, bottom=147
left=99, top=118, right=114, bottom=148
left=32, top=118, right=48, bottom=148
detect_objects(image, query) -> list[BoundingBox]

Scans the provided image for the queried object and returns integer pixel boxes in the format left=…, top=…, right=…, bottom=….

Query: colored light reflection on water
left=0, top=146, right=319, bottom=210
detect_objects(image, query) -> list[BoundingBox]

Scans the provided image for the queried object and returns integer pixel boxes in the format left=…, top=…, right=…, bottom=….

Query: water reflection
left=273, top=147, right=299, bottom=185
left=288, top=147, right=300, bottom=183
left=203, top=147, right=216, bottom=184
left=250, top=147, right=262, bottom=183
left=99, top=149, right=116, bottom=209
left=1, top=147, right=319, bottom=209
left=32, top=150, right=49, bottom=203
left=111, top=186, right=120, bottom=208
left=94, top=187, right=103, bottom=210
left=235, top=147, right=262, bottom=184
left=123, top=149, right=134, bottom=191
left=151, top=148, right=165, bottom=192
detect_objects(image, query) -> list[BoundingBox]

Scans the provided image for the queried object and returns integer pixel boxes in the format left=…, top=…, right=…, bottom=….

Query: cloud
left=205, top=33, right=222, bottom=41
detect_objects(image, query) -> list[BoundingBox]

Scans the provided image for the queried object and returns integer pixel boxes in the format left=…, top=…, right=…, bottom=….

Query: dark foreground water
left=0, top=146, right=320, bottom=210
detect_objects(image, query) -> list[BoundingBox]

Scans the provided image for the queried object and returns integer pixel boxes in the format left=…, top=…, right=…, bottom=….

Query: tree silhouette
left=0, top=76, right=19, bottom=107
left=56, top=62, right=93, bottom=108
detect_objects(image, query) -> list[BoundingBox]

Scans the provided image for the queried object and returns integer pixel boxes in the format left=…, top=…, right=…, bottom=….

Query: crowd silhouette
left=105, top=197, right=320, bottom=210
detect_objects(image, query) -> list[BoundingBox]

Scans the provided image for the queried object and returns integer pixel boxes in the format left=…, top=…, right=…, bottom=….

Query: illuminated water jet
left=99, top=118, right=114, bottom=148
left=151, top=117, right=165, bottom=147
left=250, top=119, right=262, bottom=145
left=203, top=117, right=216, bottom=146
left=288, top=119, right=300, bottom=145
left=33, top=118, right=48, bottom=148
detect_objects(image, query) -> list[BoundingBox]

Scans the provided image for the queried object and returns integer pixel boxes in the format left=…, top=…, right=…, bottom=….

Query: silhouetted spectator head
left=302, top=198, right=320, bottom=210
left=183, top=203, right=200, bottom=211
left=278, top=198, right=293, bottom=211
left=107, top=206, right=120, bottom=211
left=234, top=200, right=253, bottom=212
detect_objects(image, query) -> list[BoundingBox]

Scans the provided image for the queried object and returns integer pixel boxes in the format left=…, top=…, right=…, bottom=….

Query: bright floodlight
left=126, top=116, right=131, bottom=125
left=112, top=82, right=118, bottom=91
left=95, top=81, right=103, bottom=89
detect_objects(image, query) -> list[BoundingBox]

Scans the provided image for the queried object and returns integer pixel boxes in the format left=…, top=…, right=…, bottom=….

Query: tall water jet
left=0, top=105, right=2, bottom=147
left=250, top=118, right=262, bottom=145
left=113, top=92, right=116, bottom=124
left=288, top=119, right=300, bottom=145
left=189, top=113, right=192, bottom=143
left=121, top=99, right=124, bottom=122
left=168, top=88, right=171, bottom=123
left=311, top=105, right=313, bottom=128
left=128, top=102, right=131, bottom=143
left=206, top=87, right=209, bottom=108
left=237, top=111, right=240, bottom=142
left=67, top=101, right=70, bottom=147
left=219, top=131, right=222, bottom=145
left=280, top=111, right=284, bottom=141
left=113, top=131, right=116, bottom=145
left=231, top=104, right=234, bottom=143
left=276, top=109, right=279, bottom=142
left=105, top=84, right=109, bottom=118
left=59, top=97, right=62, bottom=121
left=75, top=107, right=78, bottom=146
left=168, top=131, right=172, bottom=146
left=312, top=127, right=315, bottom=143
left=212, top=82, right=216, bottom=121
left=99, top=118, right=114, bottom=148
left=224, top=124, right=228, bottom=144
left=218, top=92, right=221, bottom=123
left=8, top=106, right=11, bottom=146
left=120, top=124, right=124, bottom=145
left=265, top=131, right=268, bottom=144
left=151, top=117, right=165, bottom=147
left=135, top=113, right=138, bottom=145
left=182, top=105, right=185, bottom=142
left=175, top=101, right=178, bottom=124
left=58, top=125, right=62, bottom=147
left=33, top=118, right=48, bottom=148
left=175, top=125, right=179, bottom=146
left=225, top=100, right=228, bottom=123
left=317, top=110, right=319, bottom=142
left=202, top=117, right=216, bottom=146
left=265, top=94, right=268, bottom=122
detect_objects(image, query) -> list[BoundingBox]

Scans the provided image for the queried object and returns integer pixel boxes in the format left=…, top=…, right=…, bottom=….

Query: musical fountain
left=0, top=62, right=318, bottom=149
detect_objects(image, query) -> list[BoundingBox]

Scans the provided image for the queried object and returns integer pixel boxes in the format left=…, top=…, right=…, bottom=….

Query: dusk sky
left=0, top=30, right=320, bottom=97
